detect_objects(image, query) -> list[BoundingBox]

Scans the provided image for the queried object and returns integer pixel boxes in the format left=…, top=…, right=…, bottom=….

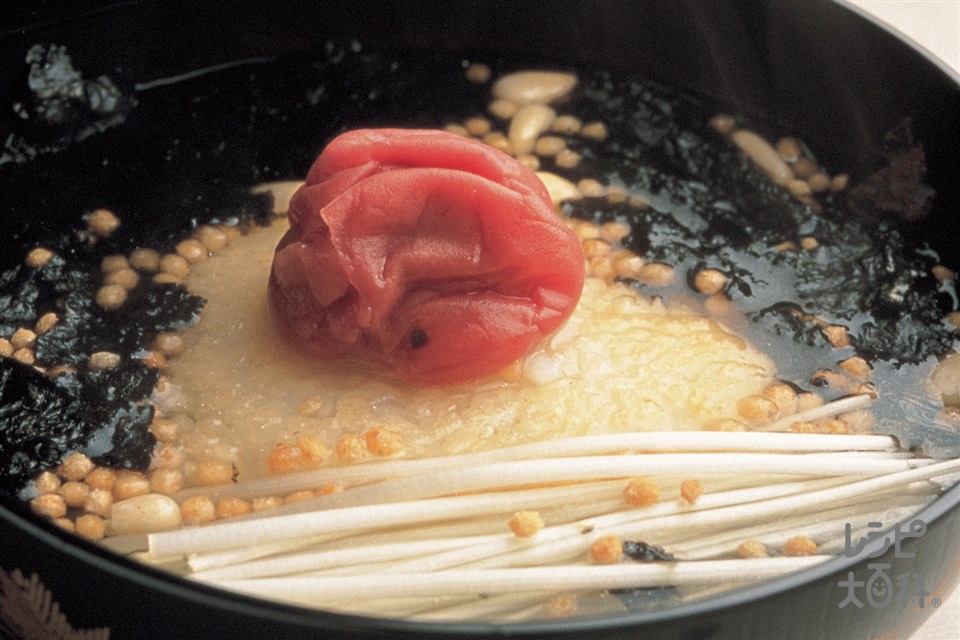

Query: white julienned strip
left=190, top=474, right=918, bottom=581
left=351, top=451, right=915, bottom=519
left=208, top=556, right=830, bottom=603
left=188, top=483, right=650, bottom=576
left=183, top=532, right=360, bottom=573
left=150, top=452, right=924, bottom=558
left=192, top=532, right=509, bottom=581
left=154, top=477, right=628, bottom=558
left=186, top=513, right=529, bottom=573
left=187, top=501, right=593, bottom=575
left=348, top=477, right=851, bottom=576
left=457, top=460, right=960, bottom=570
left=671, top=492, right=936, bottom=559
left=249, top=478, right=838, bottom=579
left=220, top=451, right=926, bottom=519
left=171, top=459, right=956, bottom=621
left=759, top=394, right=874, bottom=432
left=171, top=425, right=892, bottom=503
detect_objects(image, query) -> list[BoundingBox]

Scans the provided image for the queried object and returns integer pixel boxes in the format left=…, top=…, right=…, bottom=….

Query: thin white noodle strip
left=150, top=453, right=925, bottom=558
left=192, top=516, right=523, bottom=573
left=188, top=511, right=534, bottom=573
left=154, top=476, right=632, bottom=558
left=190, top=476, right=740, bottom=575
left=458, top=460, right=960, bottom=570
left=169, top=458, right=956, bottom=584
left=189, top=479, right=816, bottom=578
left=674, top=492, right=935, bottom=558
left=185, top=532, right=359, bottom=573
left=258, top=451, right=929, bottom=521
left=172, top=426, right=890, bottom=502
left=228, top=489, right=636, bottom=578
left=759, top=394, right=874, bottom=432
left=210, top=452, right=926, bottom=521
left=212, top=533, right=502, bottom=581
left=207, top=556, right=830, bottom=603
left=193, top=532, right=518, bottom=581
left=168, top=461, right=954, bottom=620
left=208, top=476, right=850, bottom=580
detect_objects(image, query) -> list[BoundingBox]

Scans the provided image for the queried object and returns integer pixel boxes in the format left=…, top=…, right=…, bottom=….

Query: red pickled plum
left=268, top=129, right=585, bottom=386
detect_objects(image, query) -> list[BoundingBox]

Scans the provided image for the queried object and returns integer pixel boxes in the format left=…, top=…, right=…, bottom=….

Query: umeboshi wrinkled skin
left=269, top=128, right=584, bottom=386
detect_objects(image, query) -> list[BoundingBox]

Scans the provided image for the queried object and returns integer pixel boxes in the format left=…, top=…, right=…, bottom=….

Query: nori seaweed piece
left=4, top=254, right=206, bottom=367
left=58, top=364, right=158, bottom=471
left=116, top=283, right=206, bottom=342
left=749, top=303, right=833, bottom=348
left=0, top=255, right=98, bottom=339
left=612, top=541, right=681, bottom=610
left=566, top=67, right=956, bottom=369
left=87, top=402, right=156, bottom=471
left=0, top=221, right=200, bottom=493
left=0, top=359, right=90, bottom=495
left=0, top=270, right=195, bottom=492
left=0, top=358, right=159, bottom=495
left=79, top=363, right=159, bottom=411
left=622, top=540, right=678, bottom=563
left=745, top=218, right=955, bottom=365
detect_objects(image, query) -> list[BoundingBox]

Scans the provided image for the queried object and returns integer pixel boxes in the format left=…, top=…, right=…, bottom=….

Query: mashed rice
left=162, top=217, right=776, bottom=480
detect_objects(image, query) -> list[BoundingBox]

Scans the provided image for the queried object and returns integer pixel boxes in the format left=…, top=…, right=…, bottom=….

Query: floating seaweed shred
left=0, top=246, right=204, bottom=494
left=562, top=73, right=953, bottom=370
left=622, top=540, right=677, bottom=562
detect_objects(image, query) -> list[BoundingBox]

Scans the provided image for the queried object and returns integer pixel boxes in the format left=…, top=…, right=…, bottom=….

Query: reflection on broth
left=1, top=41, right=959, bottom=622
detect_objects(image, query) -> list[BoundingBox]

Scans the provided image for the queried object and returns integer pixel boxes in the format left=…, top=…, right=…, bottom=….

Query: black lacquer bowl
left=1, top=1, right=958, bottom=638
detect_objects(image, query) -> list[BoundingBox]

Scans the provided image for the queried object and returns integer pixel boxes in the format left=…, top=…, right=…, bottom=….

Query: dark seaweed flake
left=563, top=66, right=956, bottom=368
left=109, top=284, right=206, bottom=357
left=569, top=69, right=956, bottom=369
left=87, top=402, right=156, bottom=471
left=611, top=541, right=682, bottom=610
left=0, top=357, right=159, bottom=494
left=750, top=303, right=833, bottom=348
left=0, top=223, right=201, bottom=492
left=0, top=256, right=96, bottom=338
left=622, top=540, right=678, bottom=562
left=34, top=299, right=101, bottom=366
left=0, top=359, right=90, bottom=494
left=80, top=363, right=159, bottom=410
